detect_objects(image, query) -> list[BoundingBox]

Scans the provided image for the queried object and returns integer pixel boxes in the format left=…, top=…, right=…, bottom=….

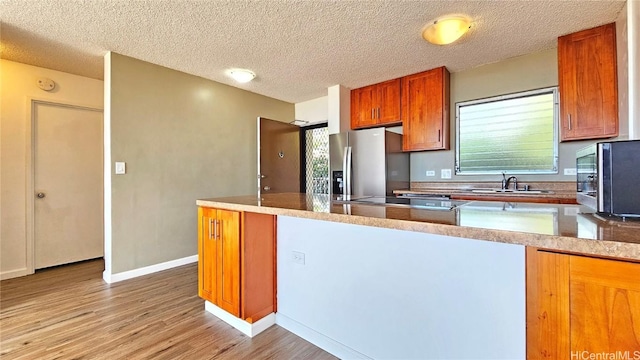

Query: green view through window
left=455, top=87, right=559, bottom=175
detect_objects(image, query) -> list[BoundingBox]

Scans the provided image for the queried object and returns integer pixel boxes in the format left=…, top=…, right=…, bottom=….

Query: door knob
left=36, top=192, right=46, bottom=199
left=258, top=174, right=267, bottom=179
left=263, top=186, right=271, bottom=191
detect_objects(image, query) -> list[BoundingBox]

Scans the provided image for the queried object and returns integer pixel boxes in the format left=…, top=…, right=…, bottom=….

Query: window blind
left=456, top=88, right=558, bottom=175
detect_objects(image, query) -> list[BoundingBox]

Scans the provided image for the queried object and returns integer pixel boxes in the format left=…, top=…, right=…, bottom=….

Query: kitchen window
left=455, top=87, right=559, bottom=175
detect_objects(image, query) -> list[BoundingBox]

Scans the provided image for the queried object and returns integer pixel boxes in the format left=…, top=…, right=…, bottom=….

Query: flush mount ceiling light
left=228, top=69, right=256, bottom=83
left=422, top=16, right=472, bottom=45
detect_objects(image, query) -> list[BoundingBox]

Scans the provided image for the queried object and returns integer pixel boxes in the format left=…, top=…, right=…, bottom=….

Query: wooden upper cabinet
left=377, top=79, right=402, bottom=125
left=402, top=66, right=450, bottom=151
left=351, top=78, right=401, bottom=129
left=558, top=23, right=618, bottom=141
left=351, top=85, right=378, bottom=129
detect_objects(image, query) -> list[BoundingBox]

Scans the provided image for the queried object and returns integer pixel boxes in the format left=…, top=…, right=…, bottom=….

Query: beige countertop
left=197, top=193, right=640, bottom=261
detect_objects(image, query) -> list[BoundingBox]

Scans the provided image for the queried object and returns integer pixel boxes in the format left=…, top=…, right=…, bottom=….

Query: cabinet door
left=376, top=78, right=402, bottom=125
left=569, top=256, right=640, bottom=352
left=216, top=209, right=241, bottom=317
left=402, top=67, right=450, bottom=151
left=351, top=85, right=377, bottom=129
left=558, top=23, right=618, bottom=141
left=527, top=248, right=640, bottom=358
left=198, top=207, right=217, bottom=303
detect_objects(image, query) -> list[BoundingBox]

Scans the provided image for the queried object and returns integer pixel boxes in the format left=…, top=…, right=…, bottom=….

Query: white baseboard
left=275, top=313, right=371, bottom=360
left=0, top=268, right=32, bottom=280
left=103, top=255, right=197, bottom=283
left=204, top=301, right=275, bottom=337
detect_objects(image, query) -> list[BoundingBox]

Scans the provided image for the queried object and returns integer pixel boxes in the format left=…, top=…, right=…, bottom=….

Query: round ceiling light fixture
left=422, top=16, right=472, bottom=45
left=228, top=69, right=256, bottom=83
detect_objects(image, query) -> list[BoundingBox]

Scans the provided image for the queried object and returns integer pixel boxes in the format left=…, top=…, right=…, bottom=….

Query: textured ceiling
left=0, top=0, right=626, bottom=103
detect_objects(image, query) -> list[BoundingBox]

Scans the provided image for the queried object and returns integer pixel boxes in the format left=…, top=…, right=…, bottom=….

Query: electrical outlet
left=564, top=168, right=577, bottom=176
left=426, top=170, right=435, bottom=177
left=441, top=169, right=452, bottom=179
left=292, top=251, right=305, bottom=265
left=115, top=162, right=126, bottom=175
left=564, top=207, right=579, bottom=216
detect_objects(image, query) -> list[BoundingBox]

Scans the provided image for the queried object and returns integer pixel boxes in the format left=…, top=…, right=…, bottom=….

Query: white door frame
left=25, top=98, right=103, bottom=274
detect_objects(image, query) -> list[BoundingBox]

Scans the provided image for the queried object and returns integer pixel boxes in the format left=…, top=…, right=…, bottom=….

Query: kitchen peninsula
left=197, top=193, right=640, bottom=359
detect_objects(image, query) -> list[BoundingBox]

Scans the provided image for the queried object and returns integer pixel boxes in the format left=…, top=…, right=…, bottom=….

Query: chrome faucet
left=501, top=173, right=518, bottom=190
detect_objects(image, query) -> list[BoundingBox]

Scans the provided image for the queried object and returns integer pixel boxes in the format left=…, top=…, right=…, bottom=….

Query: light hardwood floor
left=0, top=260, right=338, bottom=360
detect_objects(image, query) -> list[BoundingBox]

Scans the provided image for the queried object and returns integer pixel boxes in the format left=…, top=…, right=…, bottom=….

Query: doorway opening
left=300, top=123, right=329, bottom=211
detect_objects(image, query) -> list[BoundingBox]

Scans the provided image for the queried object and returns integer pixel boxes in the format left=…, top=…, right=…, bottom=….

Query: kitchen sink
left=470, top=189, right=552, bottom=194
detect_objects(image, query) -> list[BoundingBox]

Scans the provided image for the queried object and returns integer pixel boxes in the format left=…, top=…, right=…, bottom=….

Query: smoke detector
left=37, top=78, right=56, bottom=91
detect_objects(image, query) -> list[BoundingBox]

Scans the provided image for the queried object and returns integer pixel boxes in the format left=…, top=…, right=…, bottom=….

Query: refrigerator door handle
left=345, top=146, right=352, bottom=196
left=342, top=146, right=349, bottom=196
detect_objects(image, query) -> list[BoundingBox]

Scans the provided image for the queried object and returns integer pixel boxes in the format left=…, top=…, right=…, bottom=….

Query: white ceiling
left=0, top=0, right=626, bottom=104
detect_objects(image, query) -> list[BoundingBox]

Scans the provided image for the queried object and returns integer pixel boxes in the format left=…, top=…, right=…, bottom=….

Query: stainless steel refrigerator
left=329, top=127, right=409, bottom=197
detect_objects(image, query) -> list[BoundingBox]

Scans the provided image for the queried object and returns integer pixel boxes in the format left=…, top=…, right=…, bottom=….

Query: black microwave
left=576, top=140, right=640, bottom=217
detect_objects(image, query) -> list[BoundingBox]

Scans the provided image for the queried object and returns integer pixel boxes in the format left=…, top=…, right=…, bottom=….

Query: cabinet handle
left=213, top=219, right=219, bottom=239
left=371, top=108, right=375, bottom=119
left=438, top=129, right=441, bottom=142
left=377, top=107, right=380, bottom=119
left=208, top=218, right=214, bottom=239
left=568, top=114, right=572, bottom=130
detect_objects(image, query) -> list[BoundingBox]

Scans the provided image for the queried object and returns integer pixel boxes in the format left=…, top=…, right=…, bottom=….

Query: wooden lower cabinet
left=198, top=207, right=276, bottom=323
left=527, top=248, right=640, bottom=358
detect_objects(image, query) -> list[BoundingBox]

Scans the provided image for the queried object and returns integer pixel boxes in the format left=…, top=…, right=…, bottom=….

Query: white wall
left=277, top=216, right=525, bottom=359
left=629, top=0, right=640, bottom=139
left=0, top=59, right=103, bottom=279
left=410, top=47, right=630, bottom=183
left=105, top=53, right=294, bottom=276
left=328, top=85, right=350, bottom=134
left=295, top=96, right=328, bottom=125
left=617, top=4, right=630, bottom=140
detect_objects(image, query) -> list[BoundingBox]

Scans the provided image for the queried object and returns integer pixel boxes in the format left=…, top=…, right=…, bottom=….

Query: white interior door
left=34, top=102, right=104, bottom=269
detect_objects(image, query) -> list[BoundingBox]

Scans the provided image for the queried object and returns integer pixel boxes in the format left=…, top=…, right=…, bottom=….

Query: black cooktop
left=334, top=196, right=467, bottom=211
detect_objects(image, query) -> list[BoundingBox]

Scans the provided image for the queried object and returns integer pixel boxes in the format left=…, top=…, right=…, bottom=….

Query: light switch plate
left=564, top=168, right=577, bottom=176
left=115, top=162, right=126, bottom=175
left=441, top=169, right=452, bottom=179
left=426, top=170, right=435, bottom=177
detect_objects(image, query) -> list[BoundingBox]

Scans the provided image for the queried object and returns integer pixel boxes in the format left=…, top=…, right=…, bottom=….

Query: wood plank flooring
left=0, top=260, right=338, bottom=360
